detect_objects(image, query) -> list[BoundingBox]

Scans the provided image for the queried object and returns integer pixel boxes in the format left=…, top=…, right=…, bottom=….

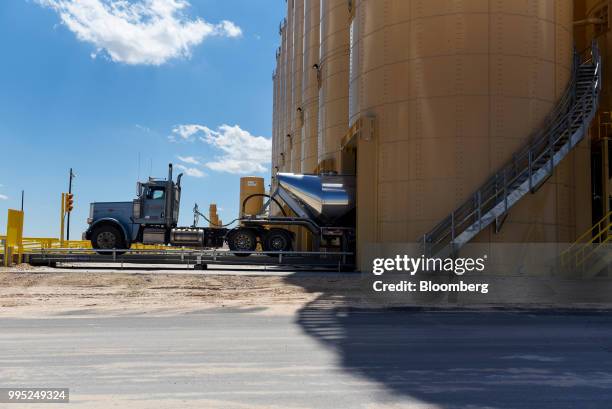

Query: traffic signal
left=65, top=193, right=74, bottom=213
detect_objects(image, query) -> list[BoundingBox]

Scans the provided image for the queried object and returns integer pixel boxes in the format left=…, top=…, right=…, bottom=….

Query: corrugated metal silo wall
left=318, top=0, right=350, bottom=172
left=292, top=0, right=305, bottom=173
left=349, top=0, right=580, bottom=271
left=284, top=1, right=295, bottom=172
left=272, top=51, right=280, bottom=179
left=279, top=21, right=288, bottom=173
left=271, top=20, right=287, bottom=217
left=301, top=0, right=321, bottom=173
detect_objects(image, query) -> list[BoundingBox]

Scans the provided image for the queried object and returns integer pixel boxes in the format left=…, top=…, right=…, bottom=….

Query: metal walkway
left=421, top=41, right=603, bottom=257
left=16, top=248, right=354, bottom=271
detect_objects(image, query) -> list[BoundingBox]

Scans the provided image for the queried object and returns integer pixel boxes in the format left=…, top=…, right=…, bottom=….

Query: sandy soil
left=0, top=265, right=362, bottom=318
left=4, top=264, right=612, bottom=318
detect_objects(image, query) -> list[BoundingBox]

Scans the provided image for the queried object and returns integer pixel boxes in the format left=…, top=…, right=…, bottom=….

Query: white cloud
left=36, top=0, right=242, bottom=65
left=170, top=124, right=204, bottom=142
left=177, top=155, right=200, bottom=165
left=175, top=164, right=205, bottom=178
left=0, top=194, right=7, bottom=201
left=218, top=20, right=242, bottom=37
left=135, top=124, right=152, bottom=133
left=202, top=125, right=271, bottom=174
left=171, top=124, right=271, bottom=174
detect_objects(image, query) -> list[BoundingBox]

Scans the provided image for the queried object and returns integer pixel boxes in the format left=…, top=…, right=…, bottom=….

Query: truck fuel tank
left=170, top=227, right=226, bottom=248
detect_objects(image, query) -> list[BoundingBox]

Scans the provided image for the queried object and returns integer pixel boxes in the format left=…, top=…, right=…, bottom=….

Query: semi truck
left=85, top=164, right=356, bottom=257
left=84, top=164, right=227, bottom=251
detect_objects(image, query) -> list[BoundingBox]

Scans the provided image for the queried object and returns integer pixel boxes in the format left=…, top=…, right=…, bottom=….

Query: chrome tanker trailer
left=85, top=165, right=355, bottom=259
left=225, top=172, right=356, bottom=257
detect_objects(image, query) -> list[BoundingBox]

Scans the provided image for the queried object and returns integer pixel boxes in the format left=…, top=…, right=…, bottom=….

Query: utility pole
left=67, top=169, right=75, bottom=241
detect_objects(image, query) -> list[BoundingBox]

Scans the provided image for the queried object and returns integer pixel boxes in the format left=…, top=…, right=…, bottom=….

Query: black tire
left=227, top=229, right=257, bottom=257
left=91, top=225, right=128, bottom=255
left=263, top=229, right=293, bottom=257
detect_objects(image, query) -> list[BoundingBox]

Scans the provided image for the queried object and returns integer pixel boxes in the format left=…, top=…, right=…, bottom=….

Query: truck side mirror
left=136, top=182, right=143, bottom=197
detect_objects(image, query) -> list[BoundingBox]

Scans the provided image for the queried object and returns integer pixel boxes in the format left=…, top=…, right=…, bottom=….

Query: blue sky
left=0, top=0, right=284, bottom=237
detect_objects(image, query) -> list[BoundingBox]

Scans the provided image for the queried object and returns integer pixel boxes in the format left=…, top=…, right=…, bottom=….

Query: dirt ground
left=4, top=263, right=612, bottom=317
left=0, top=265, right=363, bottom=317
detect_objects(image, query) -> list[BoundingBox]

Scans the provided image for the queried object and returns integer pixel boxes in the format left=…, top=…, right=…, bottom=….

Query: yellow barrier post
left=4, top=209, right=24, bottom=267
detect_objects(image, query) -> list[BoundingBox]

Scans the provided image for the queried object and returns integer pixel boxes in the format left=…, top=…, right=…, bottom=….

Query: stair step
left=534, top=161, right=551, bottom=169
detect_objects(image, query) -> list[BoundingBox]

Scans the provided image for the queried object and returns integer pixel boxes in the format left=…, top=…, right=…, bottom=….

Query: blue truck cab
left=85, top=164, right=187, bottom=250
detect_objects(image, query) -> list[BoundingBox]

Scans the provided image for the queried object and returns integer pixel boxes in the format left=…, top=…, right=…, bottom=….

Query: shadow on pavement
left=284, top=273, right=612, bottom=408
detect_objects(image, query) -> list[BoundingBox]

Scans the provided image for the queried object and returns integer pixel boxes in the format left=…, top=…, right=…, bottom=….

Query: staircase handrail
left=422, top=40, right=601, bottom=255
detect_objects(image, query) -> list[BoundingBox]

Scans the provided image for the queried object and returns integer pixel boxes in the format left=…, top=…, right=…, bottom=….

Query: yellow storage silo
left=271, top=70, right=276, bottom=175
left=317, top=0, right=350, bottom=172
left=240, top=176, right=265, bottom=217
left=274, top=44, right=279, bottom=177
left=278, top=21, right=288, bottom=174
left=301, top=0, right=321, bottom=173
left=271, top=20, right=287, bottom=217
left=348, top=0, right=577, bottom=270
left=291, top=0, right=305, bottom=174
left=209, top=204, right=219, bottom=228
left=284, top=1, right=295, bottom=172
left=272, top=53, right=280, bottom=177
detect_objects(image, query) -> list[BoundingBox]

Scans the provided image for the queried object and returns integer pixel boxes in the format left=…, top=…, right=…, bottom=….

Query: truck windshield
left=147, top=187, right=165, bottom=200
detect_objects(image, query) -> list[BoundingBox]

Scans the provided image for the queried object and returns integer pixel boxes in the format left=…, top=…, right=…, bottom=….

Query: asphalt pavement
left=1, top=307, right=612, bottom=408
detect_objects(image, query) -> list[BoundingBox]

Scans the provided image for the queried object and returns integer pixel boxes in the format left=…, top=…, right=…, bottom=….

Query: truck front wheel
left=227, top=229, right=257, bottom=257
left=91, top=225, right=128, bottom=255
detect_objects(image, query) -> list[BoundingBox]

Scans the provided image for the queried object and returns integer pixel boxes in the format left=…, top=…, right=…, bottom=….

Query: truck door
left=143, top=186, right=166, bottom=224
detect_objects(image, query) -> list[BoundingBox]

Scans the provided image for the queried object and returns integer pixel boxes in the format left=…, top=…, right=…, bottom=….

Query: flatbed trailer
left=15, top=248, right=354, bottom=271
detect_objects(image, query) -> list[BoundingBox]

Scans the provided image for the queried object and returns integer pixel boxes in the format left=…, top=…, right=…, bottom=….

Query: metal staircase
left=421, top=41, right=602, bottom=257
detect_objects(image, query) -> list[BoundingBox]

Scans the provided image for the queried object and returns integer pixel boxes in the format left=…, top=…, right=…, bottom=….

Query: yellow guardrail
left=0, top=237, right=188, bottom=253
left=561, top=210, right=612, bottom=270
left=0, top=208, right=199, bottom=266
left=0, top=237, right=90, bottom=254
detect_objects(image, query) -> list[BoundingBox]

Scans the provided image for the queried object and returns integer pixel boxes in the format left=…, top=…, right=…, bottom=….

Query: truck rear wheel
left=263, top=229, right=293, bottom=256
left=227, top=229, right=257, bottom=257
left=91, top=225, right=127, bottom=255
